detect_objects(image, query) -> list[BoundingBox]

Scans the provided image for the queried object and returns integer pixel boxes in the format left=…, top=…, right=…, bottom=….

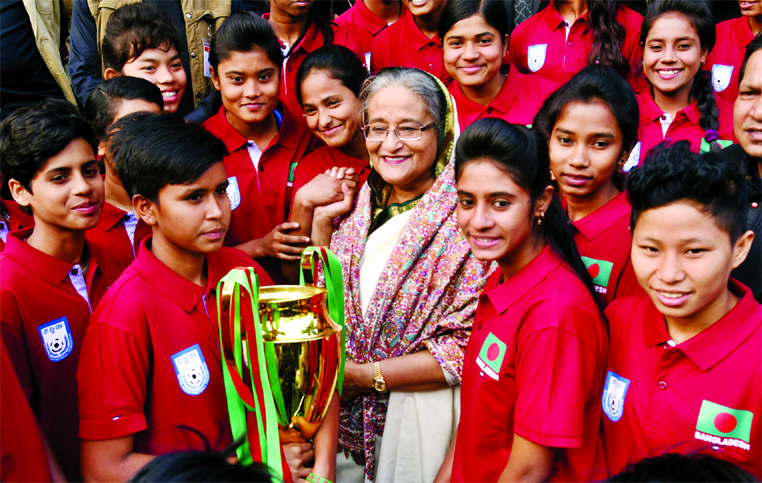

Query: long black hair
left=534, top=65, right=639, bottom=187
left=640, top=0, right=719, bottom=145
left=295, top=45, right=368, bottom=107
left=587, top=0, right=630, bottom=76
left=209, top=12, right=283, bottom=72
left=438, top=0, right=508, bottom=43
left=455, top=118, right=607, bottom=317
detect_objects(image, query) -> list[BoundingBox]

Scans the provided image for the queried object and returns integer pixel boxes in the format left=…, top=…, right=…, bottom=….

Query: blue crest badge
left=711, top=64, right=734, bottom=93
left=527, top=44, right=547, bottom=72
left=226, top=176, right=240, bottom=211
left=171, top=344, right=210, bottom=396
left=602, top=371, right=631, bottom=422
left=38, top=317, right=74, bottom=362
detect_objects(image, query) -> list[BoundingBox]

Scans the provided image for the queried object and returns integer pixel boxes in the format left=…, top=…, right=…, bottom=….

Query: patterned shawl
left=330, top=72, right=491, bottom=479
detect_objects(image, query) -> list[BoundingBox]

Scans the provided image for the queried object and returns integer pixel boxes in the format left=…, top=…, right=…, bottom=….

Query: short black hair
left=627, top=141, right=749, bottom=243
left=607, top=453, right=758, bottom=482
left=85, top=77, right=164, bottom=140
left=102, top=3, right=182, bottom=73
left=110, top=113, right=227, bottom=201
left=296, top=44, right=368, bottom=107
left=739, top=32, right=762, bottom=87
left=0, top=99, right=98, bottom=193
left=209, top=11, right=282, bottom=72
left=129, top=450, right=273, bottom=483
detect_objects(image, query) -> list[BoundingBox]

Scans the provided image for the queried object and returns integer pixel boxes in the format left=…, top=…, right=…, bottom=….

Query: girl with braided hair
left=626, top=0, right=735, bottom=172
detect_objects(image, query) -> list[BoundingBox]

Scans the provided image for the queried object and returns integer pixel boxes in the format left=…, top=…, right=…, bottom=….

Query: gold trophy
left=217, top=247, right=345, bottom=477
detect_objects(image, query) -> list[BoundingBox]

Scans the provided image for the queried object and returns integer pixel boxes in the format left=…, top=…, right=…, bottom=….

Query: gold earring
left=537, top=212, right=545, bottom=226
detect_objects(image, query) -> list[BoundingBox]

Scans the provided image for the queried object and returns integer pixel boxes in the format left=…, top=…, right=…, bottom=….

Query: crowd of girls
left=1, top=0, right=760, bottom=482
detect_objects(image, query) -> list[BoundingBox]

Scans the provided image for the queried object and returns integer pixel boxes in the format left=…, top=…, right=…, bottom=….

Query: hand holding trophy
left=216, top=247, right=345, bottom=482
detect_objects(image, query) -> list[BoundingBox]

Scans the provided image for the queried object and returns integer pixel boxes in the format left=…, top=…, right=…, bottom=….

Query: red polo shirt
left=450, top=65, right=560, bottom=131
left=507, top=1, right=645, bottom=92
left=290, top=146, right=370, bottom=207
left=564, top=192, right=643, bottom=306
left=1, top=338, right=52, bottom=483
left=0, top=199, right=33, bottom=252
left=602, top=282, right=762, bottom=478
left=267, top=14, right=362, bottom=117
left=632, top=91, right=736, bottom=167
left=705, top=16, right=756, bottom=104
left=334, top=0, right=406, bottom=68
left=78, top=238, right=274, bottom=456
left=451, top=245, right=608, bottom=483
left=0, top=229, right=123, bottom=482
left=202, top=106, right=316, bottom=247
left=86, top=201, right=151, bottom=273
left=370, top=12, right=453, bottom=85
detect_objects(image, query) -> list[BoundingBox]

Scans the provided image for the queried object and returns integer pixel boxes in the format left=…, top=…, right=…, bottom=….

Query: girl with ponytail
left=629, top=0, right=735, bottom=170
left=507, top=0, right=645, bottom=92
left=266, top=0, right=362, bottom=116
left=436, top=118, right=607, bottom=483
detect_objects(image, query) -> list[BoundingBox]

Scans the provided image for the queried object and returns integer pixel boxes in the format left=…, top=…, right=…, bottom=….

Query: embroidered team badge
left=226, top=176, right=241, bottom=211
left=38, top=317, right=74, bottom=362
left=476, top=332, right=506, bottom=381
left=711, top=64, right=734, bottom=93
left=694, top=400, right=754, bottom=451
left=172, top=344, right=210, bottom=396
left=527, top=44, right=547, bottom=72
left=602, top=371, right=630, bottom=422
left=581, top=256, right=614, bottom=294
left=623, top=141, right=641, bottom=173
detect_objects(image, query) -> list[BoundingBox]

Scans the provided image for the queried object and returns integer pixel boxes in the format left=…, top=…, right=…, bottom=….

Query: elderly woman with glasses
left=310, top=67, right=491, bottom=483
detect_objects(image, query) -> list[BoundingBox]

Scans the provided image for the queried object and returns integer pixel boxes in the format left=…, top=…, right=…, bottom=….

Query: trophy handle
left=300, top=250, right=315, bottom=287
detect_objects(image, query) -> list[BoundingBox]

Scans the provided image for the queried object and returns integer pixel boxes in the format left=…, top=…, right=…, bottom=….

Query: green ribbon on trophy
left=216, top=247, right=346, bottom=479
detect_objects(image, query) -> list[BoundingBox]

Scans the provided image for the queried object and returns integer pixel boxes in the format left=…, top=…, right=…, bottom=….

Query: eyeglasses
left=362, top=122, right=438, bottom=142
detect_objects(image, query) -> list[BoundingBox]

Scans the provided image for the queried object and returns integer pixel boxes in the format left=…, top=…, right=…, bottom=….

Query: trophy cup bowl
left=256, top=285, right=342, bottom=439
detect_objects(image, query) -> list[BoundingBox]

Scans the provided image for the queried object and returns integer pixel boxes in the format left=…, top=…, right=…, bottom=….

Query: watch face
left=373, top=380, right=386, bottom=392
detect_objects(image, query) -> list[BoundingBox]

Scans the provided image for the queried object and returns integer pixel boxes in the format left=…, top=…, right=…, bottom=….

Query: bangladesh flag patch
left=694, top=400, right=754, bottom=451
left=476, top=332, right=506, bottom=381
left=581, top=256, right=614, bottom=293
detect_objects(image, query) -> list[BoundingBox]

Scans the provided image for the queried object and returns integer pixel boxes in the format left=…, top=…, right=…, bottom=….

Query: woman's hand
left=340, top=360, right=374, bottom=402
left=294, top=172, right=358, bottom=210
left=236, top=222, right=310, bottom=260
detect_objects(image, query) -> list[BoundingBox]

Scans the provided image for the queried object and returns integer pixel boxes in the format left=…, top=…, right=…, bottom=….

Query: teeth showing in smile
left=659, top=70, right=681, bottom=75
left=658, top=291, right=686, bottom=299
left=161, top=91, right=177, bottom=100
left=385, top=156, right=407, bottom=161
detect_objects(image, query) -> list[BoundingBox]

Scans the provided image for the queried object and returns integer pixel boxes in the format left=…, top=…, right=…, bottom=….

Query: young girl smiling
left=629, top=0, right=734, bottom=170
left=437, top=118, right=607, bottom=482
left=537, top=66, right=643, bottom=305
left=439, top=0, right=560, bottom=130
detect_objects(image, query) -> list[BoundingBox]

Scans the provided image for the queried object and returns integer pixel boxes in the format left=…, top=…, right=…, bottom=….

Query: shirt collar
left=98, top=201, right=128, bottom=231
left=354, top=0, right=401, bottom=36
left=486, top=244, right=562, bottom=314
left=205, top=105, right=297, bottom=154
left=3, top=228, right=93, bottom=286
left=638, top=91, right=701, bottom=126
left=544, top=0, right=589, bottom=31
left=642, top=280, right=762, bottom=371
left=739, top=16, right=755, bottom=45
left=405, top=13, right=440, bottom=51
left=567, top=191, right=631, bottom=241
left=1, top=199, right=32, bottom=232
left=451, top=67, right=523, bottom=124
left=131, top=237, right=229, bottom=313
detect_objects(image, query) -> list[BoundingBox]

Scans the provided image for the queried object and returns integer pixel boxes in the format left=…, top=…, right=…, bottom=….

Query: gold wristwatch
left=372, top=361, right=387, bottom=393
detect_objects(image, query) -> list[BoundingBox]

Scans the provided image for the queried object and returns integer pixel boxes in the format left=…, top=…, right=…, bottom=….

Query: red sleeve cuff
left=79, top=412, right=147, bottom=441
left=514, top=423, right=583, bottom=449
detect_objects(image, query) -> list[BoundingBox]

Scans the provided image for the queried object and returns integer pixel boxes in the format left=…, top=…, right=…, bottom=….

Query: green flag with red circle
left=696, top=400, right=754, bottom=443
left=478, top=332, right=506, bottom=375
left=581, top=256, right=614, bottom=288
